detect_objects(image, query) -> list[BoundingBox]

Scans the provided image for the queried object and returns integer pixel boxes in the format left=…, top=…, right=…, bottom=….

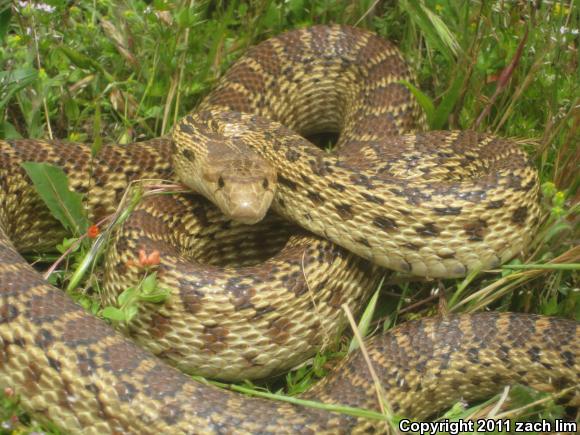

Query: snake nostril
left=262, top=178, right=269, bottom=189
left=218, top=176, right=225, bottom=188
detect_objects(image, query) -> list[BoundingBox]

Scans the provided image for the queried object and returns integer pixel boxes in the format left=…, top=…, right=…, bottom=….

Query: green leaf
left=288, top=0, right=306, bottom=15
left=399, top=80, right=435, bottom=122
left=123, top=305, right=139, bottom=322
left=541, top=295, right=559, bottom=316
left=141, top=272, right=158, bottom=293
left=438, top=401, right=468, bottom=419
left=139, top=287, right=170, bottom=303
left=56, top=237, right=79, bottom=254
left=63, top=95, right=80, bottom=124
left=59, top=46, right=99, bottom=70
left=59, top=46, right=114, bottom=81
left=21, top=162, right=89, bottom=236
left=118, top=286, right=137, bottom=306
left=0, top=68, right=39, bottom=110
left=0, top=121, right=21, bottom=139
left=102, top=306, right=127, bottom=322
left=46, top=271, right=61, bottom=286
left=0, top=7, right=11, bottom=43
left=430, top=71, right=465, bottom=130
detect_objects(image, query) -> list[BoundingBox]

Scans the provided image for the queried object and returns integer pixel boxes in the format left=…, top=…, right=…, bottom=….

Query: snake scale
left=0, top=25, right=578, bottom=434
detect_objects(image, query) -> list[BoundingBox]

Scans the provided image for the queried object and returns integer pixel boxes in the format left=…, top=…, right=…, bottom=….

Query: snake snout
left=229, top=200, right=267, bottom=224
left=224, top=185, right=275, bottom=224
left=214, top=157, right=277, bottom=224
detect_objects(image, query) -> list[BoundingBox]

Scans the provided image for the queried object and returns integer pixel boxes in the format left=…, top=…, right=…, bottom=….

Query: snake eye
left=262, top=178, right=269, bottom=189
left=218, top=176, right=225, bottom=188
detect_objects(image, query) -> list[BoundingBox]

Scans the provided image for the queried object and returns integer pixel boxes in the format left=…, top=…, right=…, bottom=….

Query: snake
left=0, top=24, right=577, bottom=434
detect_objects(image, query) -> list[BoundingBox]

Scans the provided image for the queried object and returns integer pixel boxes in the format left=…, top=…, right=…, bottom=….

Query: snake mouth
left=226, top=200, right=269, bottom=225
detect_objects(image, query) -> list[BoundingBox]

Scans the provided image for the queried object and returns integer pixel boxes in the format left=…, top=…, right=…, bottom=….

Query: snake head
left=202, top=156, right=277, bottom=224
left=172, top=111, right=277, bottom=224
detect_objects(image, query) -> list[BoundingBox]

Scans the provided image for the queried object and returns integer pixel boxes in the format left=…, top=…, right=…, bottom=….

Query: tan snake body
left=0, top=25, right=577, bottom=434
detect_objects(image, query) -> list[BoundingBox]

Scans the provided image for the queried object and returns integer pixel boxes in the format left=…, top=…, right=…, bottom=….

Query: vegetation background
left=0, top=0, right=578, bottom=433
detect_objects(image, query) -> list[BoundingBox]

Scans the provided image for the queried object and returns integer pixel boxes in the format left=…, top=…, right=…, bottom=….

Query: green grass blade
left=202, top=378, right=388, bottom=421
left=502, top=263, right=579, bottom=271
left=400, top=0, right=460, bottom=61
left=348, top=275, right=384, bottom=353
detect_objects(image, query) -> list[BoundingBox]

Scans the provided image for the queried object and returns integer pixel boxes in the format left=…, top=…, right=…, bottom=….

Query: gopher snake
left=0, top=25, right=577, bottom=434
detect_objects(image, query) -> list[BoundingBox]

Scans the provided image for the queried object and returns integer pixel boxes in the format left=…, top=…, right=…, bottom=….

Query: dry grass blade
left=451, top=246, right=580, bottom=312
left=492, top=386, right=578, bottom=420
left=486, top=386, right=511, bottom=418
left=101, top=18, right=139, bottom=69
left=354, top=0, right=381, bottom=27
left=342, top=304, right=396, bottom=433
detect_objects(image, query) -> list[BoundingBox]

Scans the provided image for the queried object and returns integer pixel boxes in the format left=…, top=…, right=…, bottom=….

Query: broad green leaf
left=102, top=306, right=127, bottom=322
left=123, top=305, right=139, bottom=322
left=0, top=121, right=22, bottom=139
left=0, top=68, right=39, bottom=110
left=21, top=162, right=89, bottom=236
left=399, top=80, right=435, bottom=121
left=118, top=286, right=137, bottom=307
left=141, top=272, right=158, bottom=293
left=139, top=287, right=170, bottom=303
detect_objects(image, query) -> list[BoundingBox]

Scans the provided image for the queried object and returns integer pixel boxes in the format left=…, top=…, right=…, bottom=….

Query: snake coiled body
left=0, top=25, right=577, bottom=434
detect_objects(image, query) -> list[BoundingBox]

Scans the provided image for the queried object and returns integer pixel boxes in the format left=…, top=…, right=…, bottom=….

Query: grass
left=1, top=0, right=578, bottom=433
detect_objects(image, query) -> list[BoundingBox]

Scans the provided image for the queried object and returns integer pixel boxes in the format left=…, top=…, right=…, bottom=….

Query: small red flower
left=138, top=249, right=161, bottom=267
left=4, top=386, right=14, bottom=397
left=87, top=224, right=100, bottom=239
